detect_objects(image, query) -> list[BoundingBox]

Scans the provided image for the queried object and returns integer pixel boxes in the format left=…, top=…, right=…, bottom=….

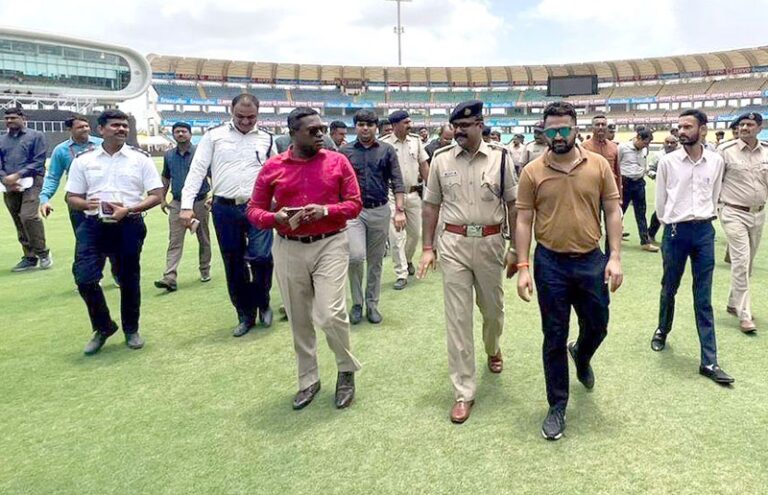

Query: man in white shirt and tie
left=180, top=94, right=277, bottom=337
left=651, top=109, right=734, bottom=384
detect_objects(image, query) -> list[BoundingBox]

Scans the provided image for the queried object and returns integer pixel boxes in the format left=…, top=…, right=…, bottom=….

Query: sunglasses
left=543, top=126, right=573, bottom=139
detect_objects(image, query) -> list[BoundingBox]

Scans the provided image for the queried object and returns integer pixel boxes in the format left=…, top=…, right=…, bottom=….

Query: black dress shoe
left=651, top=329, right=667, bottom=352
left=259, top=307, right=273, bottom=328
left=233, top=321, right=255, bottom=337
left=349, top=305, right=363, bottom=325
left=84, top=332, right=108, bottom=355
left=393, top=278, right=408, bottom=290
left=366, top=307, right=382, bottom=324
left=699, top=364, right=734, bottom=384
left=154, top=279, right=177, bottom=292
left=407, top=262, right=416, bottom=276
left=335, top=371, right=355, bottom=409
left=125, top=331, right=145, bottom=350
left=293, top=381, right=321, bottom=410
left=567, top=341, right=594, bottom=389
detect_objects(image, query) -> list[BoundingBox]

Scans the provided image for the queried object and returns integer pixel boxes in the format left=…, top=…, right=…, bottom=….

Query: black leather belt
left=213, top=196, right=247, bottom=206
left=363, top=199, right=388, bottom=209
left=279, top=229, right=343, bottom=244
left=723, top=202, right=765, bottom=213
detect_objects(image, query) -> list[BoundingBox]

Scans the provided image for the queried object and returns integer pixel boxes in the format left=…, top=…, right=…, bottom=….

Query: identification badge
left=442, top=170, right=458, bottom=178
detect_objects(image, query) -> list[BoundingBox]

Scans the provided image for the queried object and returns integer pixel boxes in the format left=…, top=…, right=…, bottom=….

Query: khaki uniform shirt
left=718, top=139, right=768, bottom=208
left=521, top=141, right=548, bottom=168
left=380, top=132, right=428, bottom=190
left=424, top=141, right=517, bottom=226
left=507, top=143, right=525, bottom=169
left=517, top=146, right=620, bottom=253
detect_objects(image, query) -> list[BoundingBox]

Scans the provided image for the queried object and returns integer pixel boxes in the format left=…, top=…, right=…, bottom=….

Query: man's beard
left=550, top=140, right=575, bottom=155
left=679, top=131, right=699, bottom=145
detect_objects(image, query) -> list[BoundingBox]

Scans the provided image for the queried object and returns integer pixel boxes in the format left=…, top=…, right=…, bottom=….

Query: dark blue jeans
left=534, top=245, right=610, bottom=409
left=211, top=199, right=273, bottom=324
left=621, top=177, right=650, bottom=245
left=73, top=216, right=146, bottom=335
left=657, top=221, right=718, bottom=366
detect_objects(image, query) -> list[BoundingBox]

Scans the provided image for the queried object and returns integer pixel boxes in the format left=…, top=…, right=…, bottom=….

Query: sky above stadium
left=3, top=0, right=768, bottom=67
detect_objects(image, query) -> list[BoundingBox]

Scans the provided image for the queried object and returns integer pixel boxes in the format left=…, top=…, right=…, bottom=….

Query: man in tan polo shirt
left=380, top=110, right=429, bottom=289
left=417, top=100, right=518, bottom=425
left=718, top=112, right=768, bottom=333
left=515, top=101, right=623, bottom=441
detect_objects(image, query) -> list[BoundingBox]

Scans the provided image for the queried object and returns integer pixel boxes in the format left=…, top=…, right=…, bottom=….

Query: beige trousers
left=390, top=192, right=422, bottom=279
left=163, top=199, right=212, bottom=282
left=721, top=205, right=765, bottom=322
left=439, top=231, right=506, bottom=401
left=273, top=233, right=362, bottom=390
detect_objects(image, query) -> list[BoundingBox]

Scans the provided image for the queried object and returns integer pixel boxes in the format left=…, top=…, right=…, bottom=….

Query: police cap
left=449, top=100, right=483, bottom=123
left=388, top=110, right=410, bottom=124
left=734, top=112, right=763, bottom=127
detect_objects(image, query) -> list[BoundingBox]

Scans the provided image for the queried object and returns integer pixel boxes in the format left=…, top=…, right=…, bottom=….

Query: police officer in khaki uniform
left=520, top=122, right=548, bottom=168
left=718, top=112, right=768, bottom=333
left=380, top=110, right=429, bottom=289
left=417, top=100, right=518, bottom=424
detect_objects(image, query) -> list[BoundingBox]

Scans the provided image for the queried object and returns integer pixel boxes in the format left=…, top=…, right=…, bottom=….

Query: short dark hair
left=287, top=107, right=319, bottom=131
left=64, top=114, right=89, bottom=129
left=679, top=109, right=708, bottom=126
left=439, top=123, right=453, bottom=135
left=715, top=130, right=725, bottom=137
left=172, top=122, right=192, bottom=132
left=417, top=126, right=427, bottom=132
left=97, top=109, right=129, bottom=126
left=592, top=114, right=607, bottom=122
left=232, top=93, right=259, bottom=108
left=542, top=101, right=577, bottom=125
left=378, top=118, right=391, bottom=127
left=329, top=120, right=347, bottom=132
left=637, top=129, right=654, bottom=141
left=4, top=107, right=23, bottom=117
left=354, top=109, right=379, bottom=125
left=482, top=125, right=492, bottom=136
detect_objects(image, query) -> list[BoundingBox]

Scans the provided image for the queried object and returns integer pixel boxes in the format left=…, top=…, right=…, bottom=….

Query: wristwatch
left=396, top=206, right=405, bottom=213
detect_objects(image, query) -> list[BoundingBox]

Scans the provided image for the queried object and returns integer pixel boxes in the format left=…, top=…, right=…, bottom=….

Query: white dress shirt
left=655, top=145, right=724, bottom=225
left=181, top=121, right=275, bottom=209
left=65, top=144, right=163, bottom=215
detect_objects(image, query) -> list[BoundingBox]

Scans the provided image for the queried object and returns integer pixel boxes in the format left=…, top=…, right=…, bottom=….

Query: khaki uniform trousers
left=273, top=233, right=362, bottom=390
left=163, top=199, right=212, bottom=282
left=720, top=205, right=765, bottom=322
left=390, top=191, right=422, bottom=279
left=439, top=230, right=506, bottom=401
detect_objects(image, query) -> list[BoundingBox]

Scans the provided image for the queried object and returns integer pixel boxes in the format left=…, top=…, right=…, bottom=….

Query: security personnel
left=520, top=122, right=547, bottom=168
left=65, top=109, right=163, bottom=355
left=417, top=100, right=518, bottom=424
left=180, top=94, right=277, bottom=337
left=380, top=110, right=429, bottom=289
left=718, top=112, right=768, bottom=333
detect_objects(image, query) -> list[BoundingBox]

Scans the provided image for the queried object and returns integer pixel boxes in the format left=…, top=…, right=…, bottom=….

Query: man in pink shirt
left=247, top=107, right=363, bottom=411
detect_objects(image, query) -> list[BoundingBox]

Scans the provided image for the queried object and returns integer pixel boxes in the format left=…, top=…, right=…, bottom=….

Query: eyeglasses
left=543, top=126, right=573, bottom=139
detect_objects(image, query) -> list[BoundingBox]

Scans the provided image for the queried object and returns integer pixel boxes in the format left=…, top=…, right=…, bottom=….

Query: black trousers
left=534, top=245, right=609, bottom=409
left=211, top=199, right=273, bottom=324
left=621, top=177, right=650, bottom=245
left=69, top=207, right=119, bottom=281
left=74, top=216, right=146, bottom=335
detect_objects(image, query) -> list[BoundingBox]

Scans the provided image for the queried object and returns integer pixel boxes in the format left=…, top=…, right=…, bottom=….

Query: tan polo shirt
left=718, top=139, right=768, bottom=208
left=380, top=132, right=429, bottom=190
left=424, top=141, right=517, bottom=226
left=516, top=146, right=620, bottom=253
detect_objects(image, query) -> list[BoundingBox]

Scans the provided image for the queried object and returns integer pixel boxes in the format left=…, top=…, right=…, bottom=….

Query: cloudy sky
left=3, top=0, right=768, bottom=67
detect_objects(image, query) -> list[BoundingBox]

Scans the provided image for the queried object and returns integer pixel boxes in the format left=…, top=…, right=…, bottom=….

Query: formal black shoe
left=350, top=305, right=363, bottom=325
left=622, top=232, right=630, bottom=238
left=541, top=406, right=566, bottom=441
left=292, top=381, right=321, bottom=410
left=233, top=321, right=255, bottom=337
left=393, top=278, right=408, bottom=290
left=84, top=332, right=109, bottom=355
left=154, top=279, right=177, bottom=292
left=335, top=372, right=355, bottom=409
left=407, top=262, right=416, bottom=277
left=651, top=329, right=667, bottom=352
left=125, top=331, right=145, bottom=350
left=699, top=364, right=735, bottom=384
left=567, top=341, right=594, bottom=389
left=11, top=256, right=37, bottom=272
left=259, top=307, right=273, bottom=328
left=366, top=307, right=383, bottom=324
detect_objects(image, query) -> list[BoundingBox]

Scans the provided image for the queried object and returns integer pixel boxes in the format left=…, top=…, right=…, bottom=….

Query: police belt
left=279, top=229, right=344, bottom=244
left=213, top=196, right=248, bottom=206
left=444, top=223, right=502, bottom=238
left=723, top=202, right=765, bottom=214
left=363, top=199, right=388, bottom=209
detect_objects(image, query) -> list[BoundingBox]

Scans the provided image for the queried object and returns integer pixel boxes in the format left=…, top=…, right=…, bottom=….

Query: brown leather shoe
left=740, top=319, right=757, bottom=333
left=450, top=400, right=474, bottom=424
left=487, top=352, right=503, bottom=373
left=726, top=306, right=738, bottom=316
left=641, top=243, right=660, bottom=253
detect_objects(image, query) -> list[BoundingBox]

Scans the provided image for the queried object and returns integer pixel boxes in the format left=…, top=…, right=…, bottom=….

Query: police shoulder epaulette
left=207, top=122, right=227, bottom=132
left=759, top=140, right=768, bottom=147
left=75, top=148, right=97, bottom=158
left=258, top=126, right=274, bottom=135
left=129, top=145, right=152, bottom=157
left=488, top=142, right=508, bottom=153
left=718, top=140, right=739, bottom=151
left=433, top=143, right=458, bottom=157
left=408, top=132, right=421, bottom=139
left=379, top=132, right=392, bottom=139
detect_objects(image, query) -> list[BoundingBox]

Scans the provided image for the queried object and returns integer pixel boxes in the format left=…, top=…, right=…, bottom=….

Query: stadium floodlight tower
left=386, top=0, right=412, bottom=66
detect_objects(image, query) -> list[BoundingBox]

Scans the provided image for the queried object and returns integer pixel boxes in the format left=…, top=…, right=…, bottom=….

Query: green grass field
left=2, top=160, right=767, bottom=494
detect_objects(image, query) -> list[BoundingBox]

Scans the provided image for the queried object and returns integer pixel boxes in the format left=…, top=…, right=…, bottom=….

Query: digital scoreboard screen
left=547, top=75, right=598, bottom=97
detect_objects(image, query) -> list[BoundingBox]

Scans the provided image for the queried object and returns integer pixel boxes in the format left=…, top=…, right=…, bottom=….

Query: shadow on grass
left=242, top=389, right=353, bottom=434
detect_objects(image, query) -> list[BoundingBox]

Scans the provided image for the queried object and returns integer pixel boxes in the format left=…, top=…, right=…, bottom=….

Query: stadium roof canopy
left=148, top=46, right=768, bottom=87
